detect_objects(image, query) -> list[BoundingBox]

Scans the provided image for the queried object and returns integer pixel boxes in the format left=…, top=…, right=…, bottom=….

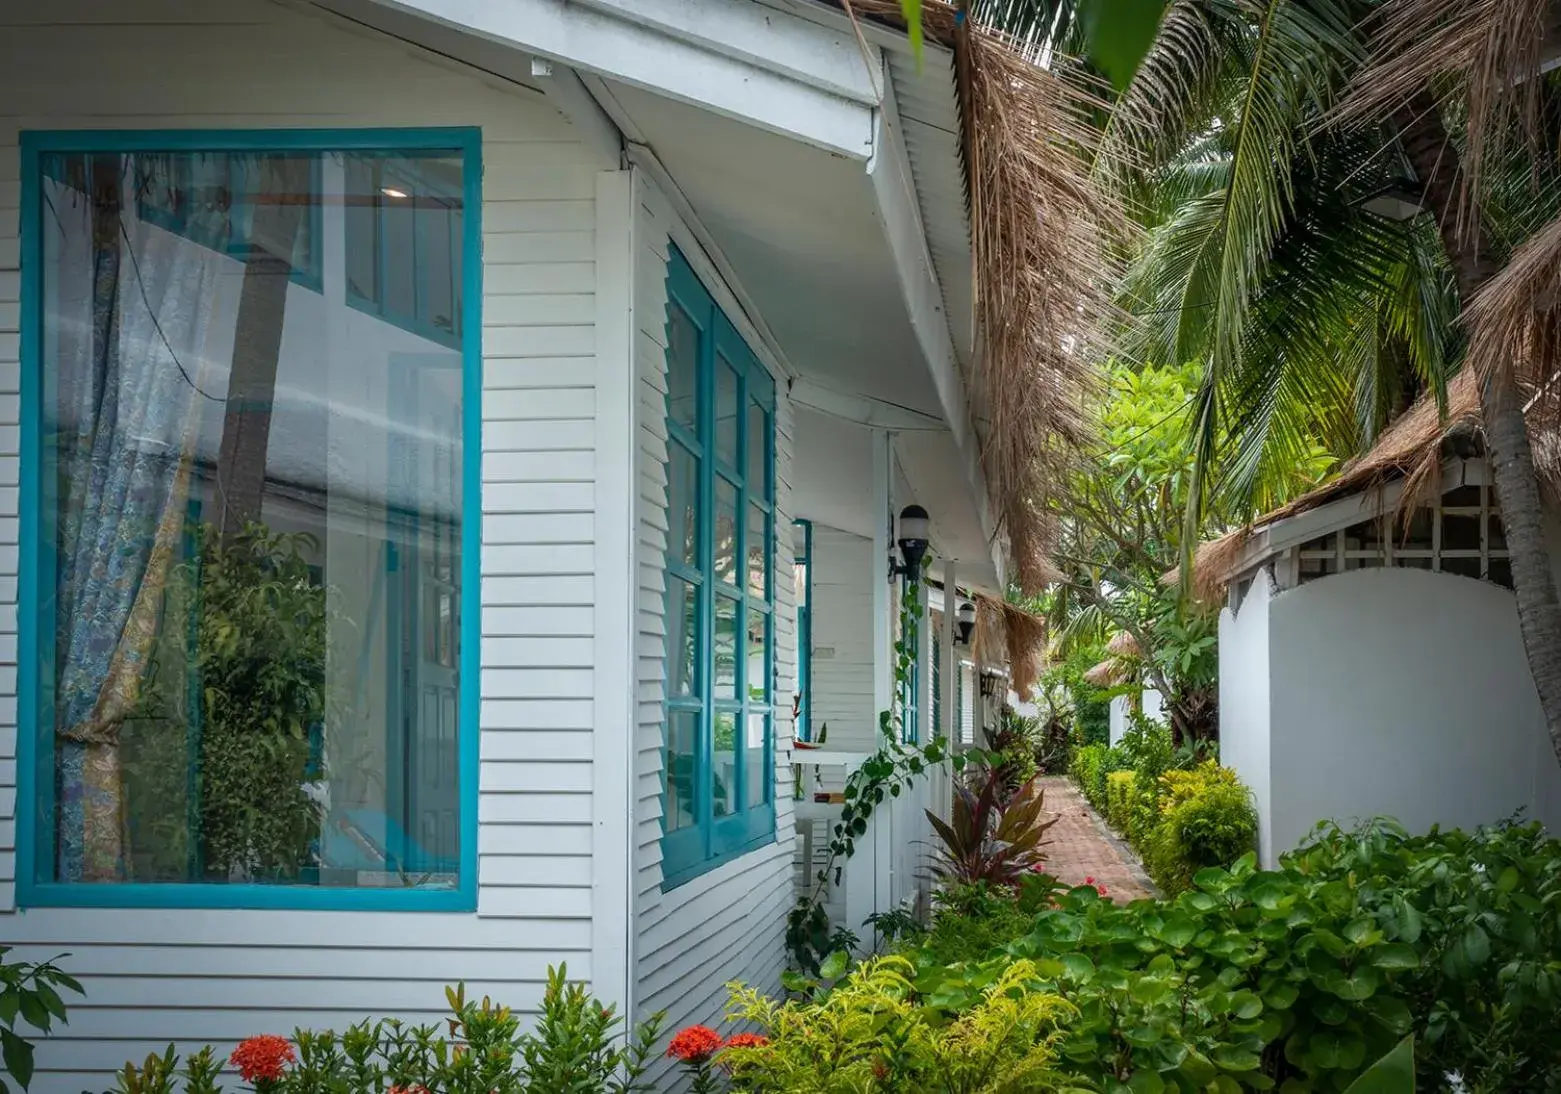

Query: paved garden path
left=1037, top=775, right=1157, bottom=902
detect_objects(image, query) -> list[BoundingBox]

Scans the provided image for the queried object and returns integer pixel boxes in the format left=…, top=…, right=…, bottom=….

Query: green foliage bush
left=1144, top=763, right=1260, bottom=893
left=0, top=950, right=83, bottom=1092
left=725, top=955, right=1074, bottom=1093
left=1075, top=716, right=1257, bottom=894
left=901, top=820, right=1561, bottom=1093
left=114, top=967, right=664, bottom=1094
left=1104, top=769, right=1135, bottom=831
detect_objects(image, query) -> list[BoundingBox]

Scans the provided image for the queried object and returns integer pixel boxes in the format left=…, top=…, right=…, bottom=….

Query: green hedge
left=1073, top=723, right=1257, bottom=893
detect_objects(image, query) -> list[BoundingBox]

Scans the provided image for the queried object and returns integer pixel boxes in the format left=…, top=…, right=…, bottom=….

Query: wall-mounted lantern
left=955, top=599, right=977, bottom=646
left=889, top=504, right=930, bottom=580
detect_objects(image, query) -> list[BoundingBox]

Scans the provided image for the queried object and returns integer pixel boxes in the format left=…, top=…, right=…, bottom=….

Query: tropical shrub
left=1143, top=763, right=1259, bottom=893
left=925, top=772, right=1057, bottom=887
left=1104, top=770, right=1135, bottom=831
left=906, top=820, right=1561, bottom=1093
left=0, top=950, right=83, bottom=1093
left=982, top=707, right=1040, bottom=799
left=112, top=967, right=664, bottom=1094
left=723, top=955, right=1075, bottom=1093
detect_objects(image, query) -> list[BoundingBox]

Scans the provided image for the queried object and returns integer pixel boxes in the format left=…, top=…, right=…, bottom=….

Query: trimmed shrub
left=1104, top=770, right=1136, bottom=831
left=1143, top=762, right=1257, bottom=893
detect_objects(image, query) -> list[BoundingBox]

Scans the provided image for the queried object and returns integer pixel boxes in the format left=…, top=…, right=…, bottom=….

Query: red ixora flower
left=723, top=1033, right=769, bottom=1050
left=230, top=1035, right=295, bottom=1084
left=388, top=1086, right=431, bottom=1094
left=668, top=1025, right=724, bottom=1063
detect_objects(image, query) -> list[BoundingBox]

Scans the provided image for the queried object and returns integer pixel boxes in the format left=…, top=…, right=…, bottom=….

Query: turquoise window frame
left=15, top=127, right=483, bottom=912
left=793, top=518, right=812, bottom=742
left=660, top=244, right=777, bottom=889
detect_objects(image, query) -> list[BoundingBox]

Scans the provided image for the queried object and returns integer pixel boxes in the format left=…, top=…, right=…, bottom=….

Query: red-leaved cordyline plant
left=925, top=770, right=1057, bottom=886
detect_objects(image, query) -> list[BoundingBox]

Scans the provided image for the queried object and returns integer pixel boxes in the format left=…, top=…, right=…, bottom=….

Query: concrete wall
left=1218, top=571, right=1275, bottom=864
left=1219, top=564, right=1561, bottom=867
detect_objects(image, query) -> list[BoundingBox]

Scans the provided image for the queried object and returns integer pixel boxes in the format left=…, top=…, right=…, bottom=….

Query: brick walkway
left=1036, top=776, right=1156, bottom=902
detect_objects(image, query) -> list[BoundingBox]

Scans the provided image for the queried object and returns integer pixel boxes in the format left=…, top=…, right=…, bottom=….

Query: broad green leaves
left=1081, top=0, right=1169, bottom=90
left=0, top=951, right=82, bottom=1092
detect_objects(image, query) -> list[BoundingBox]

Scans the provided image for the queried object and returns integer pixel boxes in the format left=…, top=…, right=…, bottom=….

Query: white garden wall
left=0, top=0, right=629, bottom=1084
left=1220, top=566, right=1561, bottom=866
left=1218, top=571, right=1274, bottom=864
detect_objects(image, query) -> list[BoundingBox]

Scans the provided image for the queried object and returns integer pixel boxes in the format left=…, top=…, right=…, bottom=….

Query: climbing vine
left=785, top=562, right=965, bottom=974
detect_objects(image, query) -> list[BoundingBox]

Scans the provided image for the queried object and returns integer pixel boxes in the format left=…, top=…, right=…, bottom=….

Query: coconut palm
left=975, top=0, right=1561, bottom=759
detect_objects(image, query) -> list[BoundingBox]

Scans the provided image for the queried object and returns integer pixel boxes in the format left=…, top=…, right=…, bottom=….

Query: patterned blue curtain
left=50, top=157, right=217, bottom=881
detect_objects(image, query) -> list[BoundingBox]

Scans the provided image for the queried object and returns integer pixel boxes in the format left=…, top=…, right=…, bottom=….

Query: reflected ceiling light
left=381, top=186, right=410, bottom=199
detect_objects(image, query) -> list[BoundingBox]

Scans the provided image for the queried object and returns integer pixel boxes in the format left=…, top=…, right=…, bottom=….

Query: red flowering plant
left=667, top=1025, right=725, bottom=1093
left=230, top=1035, right=295, bottom=1090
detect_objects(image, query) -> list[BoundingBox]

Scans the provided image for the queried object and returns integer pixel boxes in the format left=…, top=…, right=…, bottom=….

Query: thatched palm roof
left=1183, top=367, right=1561, bottom=599
left=969, top=593, right=1048, bottom=699
left=840, top=0, right=1115, bottom=593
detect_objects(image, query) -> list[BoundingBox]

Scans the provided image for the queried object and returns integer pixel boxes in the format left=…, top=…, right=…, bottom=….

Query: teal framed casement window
left=344, top=155, right=464, bottom=349
left=16, top=128, right=482, bottom=911
left=660, top=244, right=777, bottom=888
left=930, top=607, right=942, bottom=740
left=793, top=518, right=812, bottom=742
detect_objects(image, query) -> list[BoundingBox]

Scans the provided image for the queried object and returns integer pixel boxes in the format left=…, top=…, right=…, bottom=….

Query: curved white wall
left=1219, top=573, right=1274, bottom=863
left=1262, top=568, right=1561, bottom=855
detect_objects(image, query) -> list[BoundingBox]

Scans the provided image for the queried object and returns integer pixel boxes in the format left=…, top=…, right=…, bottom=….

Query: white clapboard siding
left=631, top=174, right=797, bottom=1083
left=0, top=0, right=609, bottom=1083
left=810, top=525, right=878, bottom=753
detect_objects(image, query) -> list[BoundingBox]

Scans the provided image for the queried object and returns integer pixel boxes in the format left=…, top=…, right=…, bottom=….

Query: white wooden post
left=854, top=428, right=893, bottom=941
left=940, top=563, right=956, bottom=742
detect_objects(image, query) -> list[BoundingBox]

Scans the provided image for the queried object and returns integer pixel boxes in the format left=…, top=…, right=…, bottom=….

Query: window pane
left=747, top=606, right=769, bottom=703
left=382, top=172, right=417, bottom=320
left=716, top=355, right=739, bottom=466
left=668, top=442, right=699, bottom=569
left=714, top=594, right=739, bottom=700
left=745, top=712, right=770, bottom=810
left=666, top=711, right=698, bottom=832
left=713, top=712, right=736, bottom=817
left=36, top=146, right=467, bottom=890
left=666, top=304, right=699, bottom=431
left=746, top=396, right=769, bottom=495
left=666, top=577, right=698, bottom=697
left=345, top=156, right=378, bottom=302
left=714, top=478, right=738, bottom=586
left=747, top=504, right=769, bottom=600
left=422, top=195, right=456, bottom=338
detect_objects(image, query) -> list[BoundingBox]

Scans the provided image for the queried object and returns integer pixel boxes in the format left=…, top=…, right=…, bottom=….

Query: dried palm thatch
left=1105, top=630, right=1141, bottom=659
left=841, top=0, right=1117, bottom=593
left=1336, top=0, right=1556, bottom=240
left=967, top=593, right=1047, bottom=698
left=1082, top=658, right=1129, bottom=687
left=1178, top=336, right=1561, bottom=602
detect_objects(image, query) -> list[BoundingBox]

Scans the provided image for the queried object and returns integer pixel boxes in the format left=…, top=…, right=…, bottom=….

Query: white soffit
left=600, top=76, right=944, bottom=419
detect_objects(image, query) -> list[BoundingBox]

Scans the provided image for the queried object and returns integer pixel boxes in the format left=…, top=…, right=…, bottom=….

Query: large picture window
left=18, top=131, right=480, bottom=910
left=661, top=245, right=776, bottom=887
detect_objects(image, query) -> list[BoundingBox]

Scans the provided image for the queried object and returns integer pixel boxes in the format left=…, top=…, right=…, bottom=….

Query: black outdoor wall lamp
left=889, top=504, right=930, bottom=580
left=955, top=599, right=977, bottom=646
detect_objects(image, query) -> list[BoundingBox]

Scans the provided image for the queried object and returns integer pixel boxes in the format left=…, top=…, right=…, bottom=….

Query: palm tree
left=972, top=0, right=1561, bottom=761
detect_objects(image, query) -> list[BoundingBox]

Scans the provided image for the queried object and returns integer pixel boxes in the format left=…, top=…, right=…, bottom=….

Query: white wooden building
left=0, top=0, right=1065, bottom=1085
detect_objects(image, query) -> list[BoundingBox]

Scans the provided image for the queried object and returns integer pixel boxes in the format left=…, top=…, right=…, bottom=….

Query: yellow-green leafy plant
left=723, top=956, right=1076, bottom=1093
left=1143, top=762, right=1257, bottom=893
left=1104, top=770, right=1135, bottom=831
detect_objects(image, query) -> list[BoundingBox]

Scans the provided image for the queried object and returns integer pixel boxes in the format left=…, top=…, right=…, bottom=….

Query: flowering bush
left=111, top=967, right=663, bottom=1094
left=228, top=1036, right=294, bottom=1087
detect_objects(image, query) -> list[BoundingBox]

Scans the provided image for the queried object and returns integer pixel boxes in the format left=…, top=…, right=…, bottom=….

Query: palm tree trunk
left=1398, top=93, right=1561, bottom=761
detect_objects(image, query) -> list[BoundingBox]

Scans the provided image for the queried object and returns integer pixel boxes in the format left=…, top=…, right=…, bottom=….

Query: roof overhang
left=325, top=0, right=998, bottom=571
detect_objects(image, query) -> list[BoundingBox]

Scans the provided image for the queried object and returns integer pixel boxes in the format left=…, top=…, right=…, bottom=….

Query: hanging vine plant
left=785, top=564, right=968, bottom=975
